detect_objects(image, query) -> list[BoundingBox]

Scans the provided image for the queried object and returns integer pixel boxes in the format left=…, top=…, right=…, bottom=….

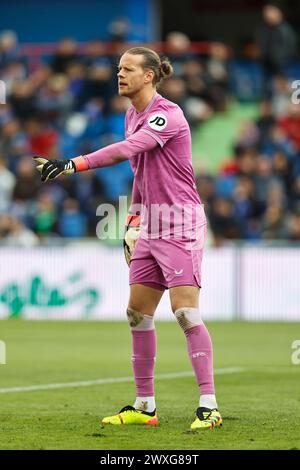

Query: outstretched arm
left=33, top=130, right=158, bottom=182
left=74, top=130, right=158, bottom=171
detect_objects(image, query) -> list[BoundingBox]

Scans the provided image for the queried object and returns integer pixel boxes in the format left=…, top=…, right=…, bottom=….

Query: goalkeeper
left=34, top=47, right=222, bottom=431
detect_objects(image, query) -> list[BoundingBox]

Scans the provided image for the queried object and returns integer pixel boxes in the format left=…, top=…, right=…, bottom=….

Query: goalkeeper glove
left=124, top=213, right=141, bottom=267
left=33, top=157, right=76, bottom=182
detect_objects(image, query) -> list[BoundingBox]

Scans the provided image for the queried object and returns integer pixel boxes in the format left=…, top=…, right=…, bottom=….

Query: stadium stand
left=1, top=27, right=300, bottom=246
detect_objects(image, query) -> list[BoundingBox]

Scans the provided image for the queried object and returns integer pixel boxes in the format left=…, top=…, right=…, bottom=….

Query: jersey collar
left=134, top=92, right=159, bottom=116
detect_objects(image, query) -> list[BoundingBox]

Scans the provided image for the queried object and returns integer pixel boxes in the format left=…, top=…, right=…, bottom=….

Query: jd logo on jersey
left=150, top=116, right=165, bottom=126
left=148, top=113, right=167, bottom=131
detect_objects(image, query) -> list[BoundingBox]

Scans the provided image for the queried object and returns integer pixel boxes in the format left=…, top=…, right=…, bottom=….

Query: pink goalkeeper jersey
left=125, top=93, right=203, bottom=238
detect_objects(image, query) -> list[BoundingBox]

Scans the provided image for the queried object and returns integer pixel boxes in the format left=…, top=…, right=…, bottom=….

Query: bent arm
left=72, top=130, right=158, bottom=172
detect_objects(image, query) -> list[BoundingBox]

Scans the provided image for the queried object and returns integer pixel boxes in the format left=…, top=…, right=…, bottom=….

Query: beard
left=118, top=82, right=144, bottom=98
left=118, top=86, right=136, bottom=98
left=119, top=88, right=131, bottom=97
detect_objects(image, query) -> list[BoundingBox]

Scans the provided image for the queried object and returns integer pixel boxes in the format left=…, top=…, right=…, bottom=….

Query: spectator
left=206, top=42, right=230, bottom=111
left=34, top=192, right=57, bottom=235
left=235, top=122, right=260, bottom=154
left=271, top=75, right=291, bottom=117
left=236, top=148, right=259, bottom=177
left=255, top=100, right=276, bottom=148
left=209, top=197, right=241, bottom=246
left=159, top=76, right=187, bottom=110
left=261, top=204, right=289, bottom=239
left=84, top=40, right=111, bottom=68
left=261, top=122, right=296, bottom=160
left=107, top=17, right=130, bottom=43
left=266, top=181, right=287, bottom=209
left=0, top=214, right=39, bottom=247
left=65, top=61, right=87, bottom=108
left=182, top=59, right=209, bottom=100
left=25, top=117, right=59, bottom=157
left=85, top=61, right=115, bottom=108
left=58, top=198, right=88, bottom=238
left=50, top=38, right=79, bottom=74
left=161, top=76, right=212, bottom=126
left=105, top=95, right=129, bottom=140
left=0, top=117, right=29, bottom=172
left=195, top=173, right=215, bottom=207
left=9, top=79, right=37, bottom=119
left=0, top=30, right=22, bottom=69
left=278, top=103, right=300, bottom=152
left=272, top=150, right=293, bottom=196
left=256, top=2, right=297, bottom=95
left=165, top=32, right=195, bottom=75
left=82, top=98, right=105, bottom=142
left=253, top=156, right=280, bottom=203
left=13, top=156, right=41, bottom=202
left=1, top=60, right=27, bottom=95
left=182, top=59, right=214, bottom=124
left=288, top=212, right=300, bottom=240
left=37, top=73, right=74, bottom=124
left=289, top=176, right=300, bottom=212
left=233, top=176, right=265, bottom=238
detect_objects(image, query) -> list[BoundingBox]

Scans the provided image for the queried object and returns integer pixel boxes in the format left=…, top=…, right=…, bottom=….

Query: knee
left=173, top=307, right=203, bottom=333
left=127, top=307, right=155, bottom=331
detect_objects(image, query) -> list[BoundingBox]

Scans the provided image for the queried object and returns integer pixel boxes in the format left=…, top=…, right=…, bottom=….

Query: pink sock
left=184, top=324, right=215, bottom=395
left=131, top=330, right=156, bottom=397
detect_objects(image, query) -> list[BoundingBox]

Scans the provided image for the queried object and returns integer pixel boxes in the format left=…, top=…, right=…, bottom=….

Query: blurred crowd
left=196, top=97, right=300, bottom=245
left=0, top=3, right=300, bottom=246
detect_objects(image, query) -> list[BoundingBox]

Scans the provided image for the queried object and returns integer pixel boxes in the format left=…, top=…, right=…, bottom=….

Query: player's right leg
left=101, top=244, right=165, bottom=426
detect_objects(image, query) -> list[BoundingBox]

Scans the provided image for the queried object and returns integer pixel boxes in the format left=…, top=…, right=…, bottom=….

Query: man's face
left=263, top=5, right=283, bottom=25
left=117, top=53, right=153, bottom=97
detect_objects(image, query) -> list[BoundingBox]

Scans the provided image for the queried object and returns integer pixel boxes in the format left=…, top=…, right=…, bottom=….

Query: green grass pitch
left=0, top=320, right=299, bottom=450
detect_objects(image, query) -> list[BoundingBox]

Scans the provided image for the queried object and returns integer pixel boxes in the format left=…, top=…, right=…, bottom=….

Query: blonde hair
left=125, top=46, right=173, bottom=86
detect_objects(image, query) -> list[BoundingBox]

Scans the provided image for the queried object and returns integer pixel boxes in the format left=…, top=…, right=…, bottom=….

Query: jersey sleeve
left=139, top=106, right=182, bottom=147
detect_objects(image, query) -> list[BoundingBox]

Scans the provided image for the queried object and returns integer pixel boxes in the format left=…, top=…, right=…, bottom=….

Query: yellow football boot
left=102, top=405, right=159, bottom=425
left=190, top=407, right=222, bottom=430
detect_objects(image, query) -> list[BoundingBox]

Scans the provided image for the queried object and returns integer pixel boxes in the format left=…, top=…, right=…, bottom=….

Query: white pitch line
left=0, top=367, right=244, bottom=394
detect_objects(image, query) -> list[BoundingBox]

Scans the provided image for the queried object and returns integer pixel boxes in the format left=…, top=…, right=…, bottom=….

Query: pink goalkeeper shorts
left=129, top=227, right=206, bottom=291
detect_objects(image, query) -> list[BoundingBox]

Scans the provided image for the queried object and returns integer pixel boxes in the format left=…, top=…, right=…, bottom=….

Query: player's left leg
left=169, top=285, right=222, bottom=430
left=101, top=283, right=163, bottom=426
